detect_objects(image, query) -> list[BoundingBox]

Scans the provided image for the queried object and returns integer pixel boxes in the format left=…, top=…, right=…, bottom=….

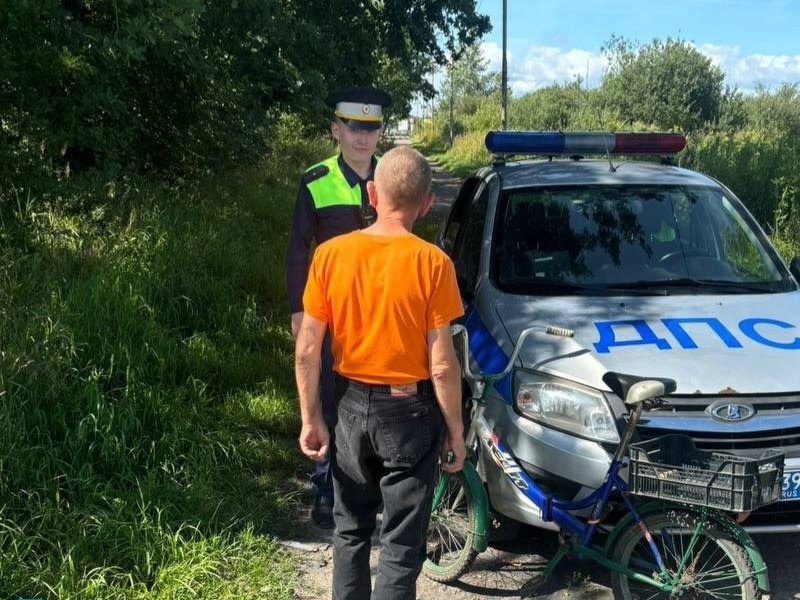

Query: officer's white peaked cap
left=326, top=86, right=392, bottom=131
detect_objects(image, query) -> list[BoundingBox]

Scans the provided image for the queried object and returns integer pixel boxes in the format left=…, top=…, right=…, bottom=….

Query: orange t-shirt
left=302, top=230, right=464, bottom=384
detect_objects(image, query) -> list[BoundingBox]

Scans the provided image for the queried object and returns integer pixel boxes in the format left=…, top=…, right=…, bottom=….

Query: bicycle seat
left=603, top=371, right=677, bottom=405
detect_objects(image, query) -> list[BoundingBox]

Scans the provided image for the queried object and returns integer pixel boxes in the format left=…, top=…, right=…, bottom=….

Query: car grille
left=635, top=394, right=800, bottom=459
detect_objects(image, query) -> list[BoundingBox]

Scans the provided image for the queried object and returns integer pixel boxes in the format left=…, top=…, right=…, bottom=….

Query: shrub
left=682, top=128, right=800, bottom=225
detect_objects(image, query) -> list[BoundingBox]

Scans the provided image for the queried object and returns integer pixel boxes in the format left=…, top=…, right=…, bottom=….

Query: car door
left=444, top=175, right=499, bottom=299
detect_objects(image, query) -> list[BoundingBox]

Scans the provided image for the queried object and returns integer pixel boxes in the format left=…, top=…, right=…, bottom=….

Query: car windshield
left=493, top=185, right=792, bottom=295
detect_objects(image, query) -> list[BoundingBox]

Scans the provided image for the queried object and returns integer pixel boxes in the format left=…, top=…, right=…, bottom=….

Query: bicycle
left=423, top=324, right=785, bottom=599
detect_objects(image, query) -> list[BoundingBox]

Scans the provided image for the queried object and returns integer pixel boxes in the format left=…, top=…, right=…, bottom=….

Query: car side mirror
left=790, top=255, right=800, bottom=282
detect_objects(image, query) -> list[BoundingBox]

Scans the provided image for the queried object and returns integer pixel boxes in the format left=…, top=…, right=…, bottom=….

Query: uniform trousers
left=311, top=332, right=336, bottom=499
left=330, top=376, right=443, bottom=600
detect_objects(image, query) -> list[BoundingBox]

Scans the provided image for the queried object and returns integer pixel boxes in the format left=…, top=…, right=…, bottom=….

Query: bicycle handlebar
left=450, top=323, right=575, bottom=383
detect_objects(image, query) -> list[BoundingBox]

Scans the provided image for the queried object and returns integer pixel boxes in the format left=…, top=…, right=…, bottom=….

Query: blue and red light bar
left=484, top=131, right=686, bottom=155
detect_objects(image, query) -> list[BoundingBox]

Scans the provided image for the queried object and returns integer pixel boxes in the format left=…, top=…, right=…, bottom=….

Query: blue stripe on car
left=464, top=304, right=513, bottom=403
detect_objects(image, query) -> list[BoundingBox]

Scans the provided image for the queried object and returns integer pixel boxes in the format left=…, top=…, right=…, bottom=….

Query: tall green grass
left=420, top=130, right=491, bottom=178
left=0, top=129, right=334, bottom=598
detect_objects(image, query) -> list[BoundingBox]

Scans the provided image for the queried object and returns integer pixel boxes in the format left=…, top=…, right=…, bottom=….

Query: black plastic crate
left=628, top=434, right=784, bottom=512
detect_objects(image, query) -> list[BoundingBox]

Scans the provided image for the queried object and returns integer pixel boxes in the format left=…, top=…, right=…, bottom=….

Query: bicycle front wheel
left=423, top=468, right=479, bottom=583
left=611, top=507, right=759, bottom=600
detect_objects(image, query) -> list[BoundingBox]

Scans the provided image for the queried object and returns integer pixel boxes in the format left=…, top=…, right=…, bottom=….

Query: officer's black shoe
left=311, top=494, right=334, bottom=529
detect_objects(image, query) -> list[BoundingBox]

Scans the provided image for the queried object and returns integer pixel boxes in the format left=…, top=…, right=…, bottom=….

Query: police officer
left=285, top=86, right=392, bottom=529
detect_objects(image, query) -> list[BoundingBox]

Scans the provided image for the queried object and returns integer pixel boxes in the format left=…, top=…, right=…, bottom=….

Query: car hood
left=493, top=291, right=800, bottom=395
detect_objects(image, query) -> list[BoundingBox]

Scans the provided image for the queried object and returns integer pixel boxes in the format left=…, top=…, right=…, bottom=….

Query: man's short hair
left=374, top=147, right=431, bottom=210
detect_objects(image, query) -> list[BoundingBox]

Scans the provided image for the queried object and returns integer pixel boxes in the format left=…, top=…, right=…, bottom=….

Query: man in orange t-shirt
left=295, top=146, right=465, bottom=599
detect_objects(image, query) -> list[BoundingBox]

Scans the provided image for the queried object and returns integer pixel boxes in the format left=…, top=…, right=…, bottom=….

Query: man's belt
left=341, top=377, right=434, bottom=397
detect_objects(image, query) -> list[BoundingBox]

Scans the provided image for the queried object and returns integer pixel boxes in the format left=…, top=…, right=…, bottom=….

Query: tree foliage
left=682, top=129, right=794, bottom=224
left=416, top=36, right=800, bottom=257
left=440, top=44, right=497, bottom=106
left=744, top=83, right=800, bottom=138
left=600, top=35, right=725, bottom=132
left=436, top=44, right=499, bottom=139
left=510, top=81, right=586, bottom=131
left=0, top=0, right=489, bottom=186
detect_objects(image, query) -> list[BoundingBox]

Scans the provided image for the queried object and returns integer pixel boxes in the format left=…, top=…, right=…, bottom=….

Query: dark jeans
left=331, top=377, right=443, bottom=600
left=311, top=332, right=336, bottom=499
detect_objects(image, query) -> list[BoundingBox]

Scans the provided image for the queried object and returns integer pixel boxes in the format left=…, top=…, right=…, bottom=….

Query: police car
left=441, top=131, right=800, bottom=531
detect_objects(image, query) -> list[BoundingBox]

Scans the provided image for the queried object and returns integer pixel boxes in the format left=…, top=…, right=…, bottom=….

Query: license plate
left=781, top=470, right=800, bottom=501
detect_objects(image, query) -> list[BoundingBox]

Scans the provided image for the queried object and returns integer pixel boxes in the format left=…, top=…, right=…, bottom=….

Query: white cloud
left=480, top=41, right=507, bottom=72
left=480, top=42, right=605, bottom=95
left=699, top=43, right=800, bottom=93
left=481, top=41, right=800, bottom=96
left=513, top=47, right=607, bottom=95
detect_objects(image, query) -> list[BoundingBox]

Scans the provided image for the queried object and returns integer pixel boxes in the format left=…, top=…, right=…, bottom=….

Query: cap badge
left=361, top=104, right=371, bottom=114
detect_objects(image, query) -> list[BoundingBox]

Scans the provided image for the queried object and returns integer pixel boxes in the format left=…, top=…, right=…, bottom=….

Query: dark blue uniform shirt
left=285, top=154, right=377, bottom=313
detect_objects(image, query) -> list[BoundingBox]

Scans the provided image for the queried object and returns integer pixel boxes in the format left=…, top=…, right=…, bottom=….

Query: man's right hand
left=291, top=311, right=304, bottom=340
left=299, top=415, right=330, bottom=461
left=441, top=430, right=466, bottom=473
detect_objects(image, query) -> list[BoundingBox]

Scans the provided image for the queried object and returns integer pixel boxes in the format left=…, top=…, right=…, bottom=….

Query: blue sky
left=474, top=0, right=800, bottom=95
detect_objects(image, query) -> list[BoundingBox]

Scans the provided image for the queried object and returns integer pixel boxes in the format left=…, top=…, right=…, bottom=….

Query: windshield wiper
left=503, top=280, right=659, bottom=296
left=503, top=281, right=590, bottom=293
left=503, top=278, right=784, bottom=296
left=605, top=278, right=781, bottom=294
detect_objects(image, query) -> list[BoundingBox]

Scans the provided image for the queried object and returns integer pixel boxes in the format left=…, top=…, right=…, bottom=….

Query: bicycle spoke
left=612, top=509, right=756, bottom=600
left=451, top=486, right=466, bottom=511
left=424, top=470, right=479, bottom=583
left=427, top=476, right=470, bottom=564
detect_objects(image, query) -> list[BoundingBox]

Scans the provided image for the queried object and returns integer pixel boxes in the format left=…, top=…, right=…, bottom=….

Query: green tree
left=0, top=0, right=490, bottom=187
left=599, top=35, right=725, bottom=132
left=717, top=85, right=748, bottom=131
left=744, top=83, right=800, bottom=138
left=438, top=43, right=497, bottom=140
left=443, top=44, right=496, bottom=102
left=510, top=80, right=586, bottom=131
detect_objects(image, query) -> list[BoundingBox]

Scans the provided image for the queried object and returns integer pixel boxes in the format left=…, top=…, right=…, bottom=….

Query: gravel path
left=283, top=504, right=612, bottom=600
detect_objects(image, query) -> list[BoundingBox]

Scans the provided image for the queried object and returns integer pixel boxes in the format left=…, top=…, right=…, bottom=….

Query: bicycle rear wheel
left=423, top=467, right=479, bottom=583
left=611, top=507, right=758, bottom=599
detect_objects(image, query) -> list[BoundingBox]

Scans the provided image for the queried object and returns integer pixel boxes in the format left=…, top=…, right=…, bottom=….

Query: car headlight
left=514, top=370, right=619, bottom=443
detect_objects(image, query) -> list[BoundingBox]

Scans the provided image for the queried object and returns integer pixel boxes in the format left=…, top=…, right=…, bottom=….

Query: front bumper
left=481, top=398, right=800, bottom=533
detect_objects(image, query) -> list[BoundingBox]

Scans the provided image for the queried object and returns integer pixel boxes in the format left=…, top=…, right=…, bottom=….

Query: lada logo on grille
left=708, top=401, right=756, bottom=422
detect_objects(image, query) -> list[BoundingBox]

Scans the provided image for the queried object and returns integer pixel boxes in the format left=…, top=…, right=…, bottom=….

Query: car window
left=452, top=179, right=494, bottom=292
left=492, top=184, right=790, bottom=295
left=712, top=196, right=783, bottom=280
left=441, top=176, right=483, bottom=255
